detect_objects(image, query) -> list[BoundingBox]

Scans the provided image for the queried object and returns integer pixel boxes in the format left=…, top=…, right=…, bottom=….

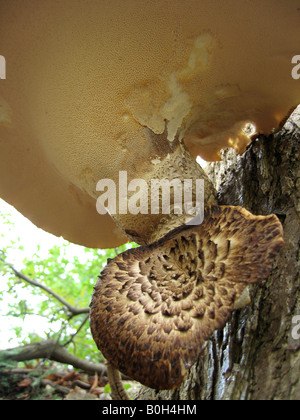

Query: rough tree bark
left=137, top=107, right=300, bottom=400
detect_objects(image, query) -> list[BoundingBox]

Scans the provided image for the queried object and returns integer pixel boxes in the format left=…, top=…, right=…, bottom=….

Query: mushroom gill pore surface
left=90, top=206, right=284, bottom=390
left=0, top=0, right=299, bottom=248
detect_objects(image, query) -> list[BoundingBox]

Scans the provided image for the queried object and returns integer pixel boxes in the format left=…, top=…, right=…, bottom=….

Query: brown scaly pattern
left=90, top=206, right=284, bottom=390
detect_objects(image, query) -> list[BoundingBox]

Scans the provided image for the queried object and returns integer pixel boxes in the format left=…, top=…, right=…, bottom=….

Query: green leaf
left=104, top=384, right=111, bottom=393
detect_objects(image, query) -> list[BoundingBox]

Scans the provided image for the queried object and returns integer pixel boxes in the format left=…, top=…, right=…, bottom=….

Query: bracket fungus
left=0, top=0, right=297, bottom=392
left=90, top=206, right=284, bottom=389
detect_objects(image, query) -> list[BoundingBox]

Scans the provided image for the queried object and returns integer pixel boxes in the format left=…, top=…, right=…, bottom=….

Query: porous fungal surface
left=90, top=206, right=284, bottom=389
left=1, top=1, right=299, bottom=249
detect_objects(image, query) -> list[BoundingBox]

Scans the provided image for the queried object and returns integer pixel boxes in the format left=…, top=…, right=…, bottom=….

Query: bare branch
left=0, top=254, right=90, bottom=316
left=0, top=340, right=106, bottom=376
left=63, top=314, right=90, bottom=346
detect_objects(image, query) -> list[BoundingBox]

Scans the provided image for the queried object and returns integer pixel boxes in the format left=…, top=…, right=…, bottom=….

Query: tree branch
left=63, top=314, right=90, bottom=346
left=0, top=340, right=106, bottom=376
left=0, top=253, right=90, bottom=316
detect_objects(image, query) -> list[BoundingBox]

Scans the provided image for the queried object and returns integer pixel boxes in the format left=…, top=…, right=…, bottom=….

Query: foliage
left=0, top=204, right=137, bottom=365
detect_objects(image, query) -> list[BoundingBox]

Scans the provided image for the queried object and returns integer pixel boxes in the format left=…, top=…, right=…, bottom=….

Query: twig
left=0, top=254, right=89, bottom=316
left=41, top=379, right=71, bottom=395
left=107, top=363, right=130, bottom=400
left=63, top=314, right=90, bottom=346
left=72, top=379, right=91, bottom=390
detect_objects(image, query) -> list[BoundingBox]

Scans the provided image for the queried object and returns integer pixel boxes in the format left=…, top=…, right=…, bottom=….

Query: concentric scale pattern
left=90, top=206, right=284, bottom=389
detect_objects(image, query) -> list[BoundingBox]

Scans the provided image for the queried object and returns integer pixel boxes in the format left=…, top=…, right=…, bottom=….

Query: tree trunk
left=137, top=106, right=300, bottom=400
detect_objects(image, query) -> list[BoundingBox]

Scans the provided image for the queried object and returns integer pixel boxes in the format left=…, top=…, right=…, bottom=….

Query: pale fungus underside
left=0, top=1, right=299, bottom=249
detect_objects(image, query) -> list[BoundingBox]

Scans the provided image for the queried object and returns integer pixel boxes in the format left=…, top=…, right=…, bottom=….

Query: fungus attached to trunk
left=90, top=206, right=284, bottom=389
left=0, top=0, right=297, bottom=395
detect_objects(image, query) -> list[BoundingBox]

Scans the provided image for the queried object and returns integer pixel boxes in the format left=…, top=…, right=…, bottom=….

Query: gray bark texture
left=137, top=106, right=300, bottom=400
